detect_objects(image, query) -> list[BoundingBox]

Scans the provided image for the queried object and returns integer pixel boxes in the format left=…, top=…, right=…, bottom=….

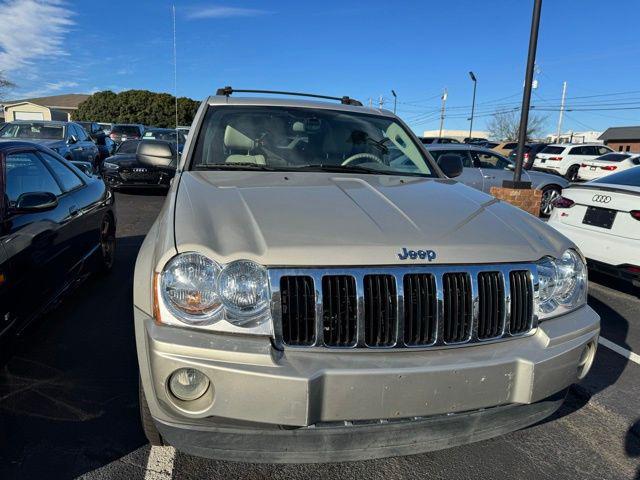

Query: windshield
left=591, top=165, right=640, bottom=186
left=116, top=139, right=140, bottom=154
left=0, top=122, right=65, bottom=140
left=112, top=125, right=140, bottom=136
left=191, top=106, right=435, bottom=177
left=596, top=153, right=630, bottom=162
left=144, top=130, right=186, bottom=143
left=541, top=146, right=565, bottom=155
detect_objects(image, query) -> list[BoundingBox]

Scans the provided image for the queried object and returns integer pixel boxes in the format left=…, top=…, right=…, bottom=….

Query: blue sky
left=2, top=0, right=640, bottom=135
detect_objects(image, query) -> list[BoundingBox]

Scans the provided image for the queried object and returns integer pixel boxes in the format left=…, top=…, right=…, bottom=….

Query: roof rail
left=215, top=86, right=363, bottom=107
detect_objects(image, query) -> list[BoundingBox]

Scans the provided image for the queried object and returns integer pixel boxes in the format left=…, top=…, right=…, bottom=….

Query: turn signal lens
left=553, top=196, right=575, bottom=208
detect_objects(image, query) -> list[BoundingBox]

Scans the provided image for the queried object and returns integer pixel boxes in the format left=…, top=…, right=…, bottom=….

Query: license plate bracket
left=583, top=206, right=616, bottom=229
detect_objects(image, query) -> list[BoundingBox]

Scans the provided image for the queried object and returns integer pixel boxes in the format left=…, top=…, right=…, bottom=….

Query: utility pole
left=378, top=95, right=384, bottom=110
left=556, top=81, right=567, bottom=142
left=510, top=0, right=543, bottom=187
left=368, top=98, right=373, bottom=109
left=391, top=90, right=397, bottom=114
left=438, top=88, right=448, bottom=138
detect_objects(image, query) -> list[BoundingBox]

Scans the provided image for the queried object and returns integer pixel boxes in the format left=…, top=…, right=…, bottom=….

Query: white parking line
left=144, top=446, right=175, bottom=479
left=598, top=337, right=640, bottom=365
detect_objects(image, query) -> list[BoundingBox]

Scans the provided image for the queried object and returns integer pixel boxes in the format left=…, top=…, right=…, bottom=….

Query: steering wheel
left=341, top=152, right=384, bottom=166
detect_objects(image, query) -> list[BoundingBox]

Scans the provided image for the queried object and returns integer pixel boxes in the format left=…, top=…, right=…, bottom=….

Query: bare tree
left=0, top=71, right=15, bottom=101
left=486, top=110, right=547, bottom=141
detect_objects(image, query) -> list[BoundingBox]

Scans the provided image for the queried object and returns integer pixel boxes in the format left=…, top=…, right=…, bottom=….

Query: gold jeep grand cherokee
left=133, top=88, right=600, bottom=463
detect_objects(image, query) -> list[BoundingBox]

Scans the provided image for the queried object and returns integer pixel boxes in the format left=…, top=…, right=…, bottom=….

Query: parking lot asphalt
left=0, top=192, right=638, bottom=480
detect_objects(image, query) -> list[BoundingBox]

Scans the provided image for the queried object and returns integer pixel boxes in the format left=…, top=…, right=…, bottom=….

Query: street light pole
left=468, top=72, right=477, bottom=142
left=510, top=0, right=543, bottom=187
left=391, top=90, right=397, bottom=114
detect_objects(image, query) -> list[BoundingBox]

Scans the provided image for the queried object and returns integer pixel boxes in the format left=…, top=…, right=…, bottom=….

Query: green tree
left=74, top=89, right=200, bottom=128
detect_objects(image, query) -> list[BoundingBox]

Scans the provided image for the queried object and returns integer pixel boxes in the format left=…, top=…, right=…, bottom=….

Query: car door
left=37, top=150, right=93, bottom=268
left=67, top=124, right=85, bottom=162
left=470, top=149, right=525, bottom=192
left=0, top=148, right=75, bottom=331
left=430, top=149, right=484, bottom=190
left=74, top=124, right=99, bottom=163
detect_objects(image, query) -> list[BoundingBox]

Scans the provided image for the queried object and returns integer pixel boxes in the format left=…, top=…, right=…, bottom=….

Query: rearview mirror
left=137, top=140, right=175, bottom=168
left=14, top=191, right=58, bottom=212
left=437, top=154, right=464, bottom=178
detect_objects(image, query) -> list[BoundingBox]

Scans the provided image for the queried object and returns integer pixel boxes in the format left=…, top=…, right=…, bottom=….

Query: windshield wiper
left=196, top=163, right=280, bottom=171
left=293, top=164, right=383, bottom=174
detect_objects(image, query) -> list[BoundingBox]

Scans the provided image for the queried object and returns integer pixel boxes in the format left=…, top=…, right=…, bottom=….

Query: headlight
left=536, top=249, right=587, bottom=320
left=157, top=253, right=272, bottom=334
left=218, top=260, right=270, bottom=322
left=103, top=162, right=119, bottom=170
left=160, top=253, right=222, bottom=324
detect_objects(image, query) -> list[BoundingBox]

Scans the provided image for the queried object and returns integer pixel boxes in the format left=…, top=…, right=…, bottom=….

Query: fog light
left=168, top=368, right=210, bottom=401
left=577, top=341, right=596, bottom=379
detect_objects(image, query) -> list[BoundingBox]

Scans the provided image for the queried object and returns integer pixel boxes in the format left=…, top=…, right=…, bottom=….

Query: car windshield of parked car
left=112, top=125, right=140, bottom=135
left=144, top=130, right=185, bottom=143
left=116, top=140, right=140, bottom=154
left=541, top=146, right=565, bottom=155
left=0, top=122, right=65, bottom=140
left=191, top=106, right=435, bottom=177
left=591, top=165, right=640, bottom=186
left=596, top=153, right=630, bottom=162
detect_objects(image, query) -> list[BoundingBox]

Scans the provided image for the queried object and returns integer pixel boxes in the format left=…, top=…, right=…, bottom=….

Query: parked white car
left=548, top=166, right=640, bottom=287
left=533, top=143, right=613, bottom=181
left=577, top=152, right=640, bottom=181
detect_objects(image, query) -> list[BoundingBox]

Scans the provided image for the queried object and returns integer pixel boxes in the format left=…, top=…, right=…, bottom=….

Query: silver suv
left=133, top=89, right=600, bottom=463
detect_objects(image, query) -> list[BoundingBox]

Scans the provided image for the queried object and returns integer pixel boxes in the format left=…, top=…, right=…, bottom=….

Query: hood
left=173, top=171, right=573, bottom=266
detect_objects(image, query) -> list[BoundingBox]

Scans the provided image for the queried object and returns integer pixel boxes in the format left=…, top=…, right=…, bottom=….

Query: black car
left=102, top=139, right=177, bottom=189
left=109, top=124, right=145, bottom=144
left=0, top=141, right=116, bottom=340
left=0, top=121, right=100, bottom=165
left=508, top=142, right=550, bottom=170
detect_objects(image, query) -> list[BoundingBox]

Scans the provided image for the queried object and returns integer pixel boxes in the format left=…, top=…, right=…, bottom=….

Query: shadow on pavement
left=626, top=419, right=640, bottom=480
left=0, top=234, right=148, bottom=479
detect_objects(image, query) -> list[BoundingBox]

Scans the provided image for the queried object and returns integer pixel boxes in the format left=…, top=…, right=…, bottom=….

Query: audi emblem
left=592, top=194, right=611, bottom=204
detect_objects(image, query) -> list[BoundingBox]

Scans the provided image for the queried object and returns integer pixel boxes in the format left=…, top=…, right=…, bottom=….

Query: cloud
left=0, top=0, right=75, bottom=71
left=184, top=5, right=269, bottom=20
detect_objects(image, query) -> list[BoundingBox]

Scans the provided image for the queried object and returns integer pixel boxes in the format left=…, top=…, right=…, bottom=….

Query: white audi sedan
left=577, top=152, right=640, bottom=181
left=548, top=166, right=640, bottom=287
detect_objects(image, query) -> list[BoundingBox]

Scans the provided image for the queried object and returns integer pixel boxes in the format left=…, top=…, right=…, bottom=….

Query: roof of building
left=2, top=93, right=90, bottom=110
left=599, top=126, right=640, bottom=141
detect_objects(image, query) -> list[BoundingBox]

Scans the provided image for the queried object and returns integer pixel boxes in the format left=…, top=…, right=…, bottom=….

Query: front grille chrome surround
left=269, top=264, right=538, bottom=350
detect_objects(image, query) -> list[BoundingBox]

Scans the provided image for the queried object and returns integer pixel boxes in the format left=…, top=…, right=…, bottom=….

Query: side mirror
left=14, top=192, right=58, bottom=212
left=137, top=140, right=175, bottom=168
left=437, top=154, right=464, bottom=178
left=68, top=135, right=78, bottom=144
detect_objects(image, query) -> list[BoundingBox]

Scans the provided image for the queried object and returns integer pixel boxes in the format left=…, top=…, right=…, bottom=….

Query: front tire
left=540, top=185, right=561, bottom=217
left=139, top=378, right=164, bottom=446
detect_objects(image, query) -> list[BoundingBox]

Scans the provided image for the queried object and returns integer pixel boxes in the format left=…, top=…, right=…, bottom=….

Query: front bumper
left=135, top=305, right=599, bottom=461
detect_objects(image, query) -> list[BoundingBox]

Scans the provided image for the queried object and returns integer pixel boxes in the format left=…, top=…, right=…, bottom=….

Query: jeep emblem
left=397, top=247, right=437, bottom=262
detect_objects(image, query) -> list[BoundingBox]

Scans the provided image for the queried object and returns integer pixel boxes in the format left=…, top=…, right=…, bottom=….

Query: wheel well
left=543, top=183, right=562, bottom=191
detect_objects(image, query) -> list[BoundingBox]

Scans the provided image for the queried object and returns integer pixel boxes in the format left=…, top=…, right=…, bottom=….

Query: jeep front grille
left=271, top=264, right=537, bottom=349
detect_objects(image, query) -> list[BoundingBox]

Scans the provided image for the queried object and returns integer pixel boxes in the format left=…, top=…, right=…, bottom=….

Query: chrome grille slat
left=270, top=264, right=538, bottom=350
